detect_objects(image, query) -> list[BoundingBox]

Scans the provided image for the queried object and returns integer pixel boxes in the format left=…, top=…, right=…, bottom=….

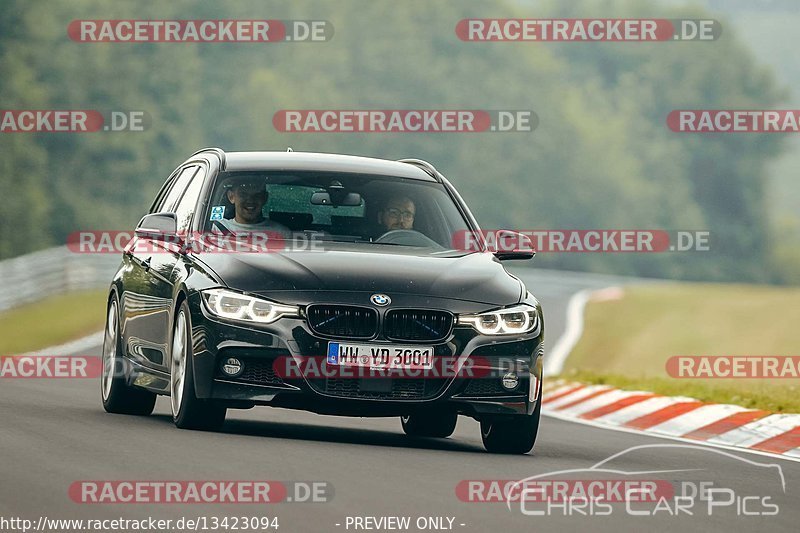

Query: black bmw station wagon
left=101, top=148, right=544, bottom=454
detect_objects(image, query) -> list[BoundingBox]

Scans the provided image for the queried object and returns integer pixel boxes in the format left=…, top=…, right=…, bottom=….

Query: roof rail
left=397, top=158, right=440, bottom=181
left=190, top=147, right=227, bottom=170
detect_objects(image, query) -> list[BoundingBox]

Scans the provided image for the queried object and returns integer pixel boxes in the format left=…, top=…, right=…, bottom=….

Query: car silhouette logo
left=371, top=294, right=391, bottom=306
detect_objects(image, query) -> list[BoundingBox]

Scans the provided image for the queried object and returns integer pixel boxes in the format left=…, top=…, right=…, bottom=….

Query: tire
left=101, top=295, right=157, bottom=416
left=480, top=381, right=542, bottom=454
left=170, top=300, right=227, bottom=431
left=401, top=410, right=458, bottom=438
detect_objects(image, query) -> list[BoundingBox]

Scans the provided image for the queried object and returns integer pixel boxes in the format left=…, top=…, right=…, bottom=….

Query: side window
left=173, top=170, right=206, bottom=233
left=156, top=166, right=198, bottom=213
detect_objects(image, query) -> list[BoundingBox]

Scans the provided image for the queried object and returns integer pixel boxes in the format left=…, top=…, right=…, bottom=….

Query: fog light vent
left=501, top=372, right=519, bottom=390
left=221, top=357, right=244, bottom=378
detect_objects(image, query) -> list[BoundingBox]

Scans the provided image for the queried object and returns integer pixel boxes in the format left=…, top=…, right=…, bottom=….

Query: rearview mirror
left=311, top=191, right=363, bottom=206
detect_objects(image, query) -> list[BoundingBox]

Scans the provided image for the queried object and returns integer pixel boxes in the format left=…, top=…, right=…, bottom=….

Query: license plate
left=327, top=342, right=434, bottom=370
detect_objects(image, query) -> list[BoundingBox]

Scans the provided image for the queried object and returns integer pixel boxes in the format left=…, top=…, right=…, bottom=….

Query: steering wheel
left=374, top=229, right=443, bottom=249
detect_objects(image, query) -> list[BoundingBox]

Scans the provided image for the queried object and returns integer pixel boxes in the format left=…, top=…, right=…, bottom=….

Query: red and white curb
left=542, top=380, right=800, bottom=461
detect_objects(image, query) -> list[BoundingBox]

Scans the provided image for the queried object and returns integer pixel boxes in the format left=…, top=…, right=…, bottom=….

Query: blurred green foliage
left=0, top=0, right=794, bottom=282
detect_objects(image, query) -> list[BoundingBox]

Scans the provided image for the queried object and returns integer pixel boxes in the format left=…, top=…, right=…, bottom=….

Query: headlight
left=457, top=304, right=539, bottom=335
left=201, top=288, right=299, bottom=324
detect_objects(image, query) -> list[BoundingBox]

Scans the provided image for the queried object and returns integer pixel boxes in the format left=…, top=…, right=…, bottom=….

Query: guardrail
left=0, top=246, right=120, bottom=312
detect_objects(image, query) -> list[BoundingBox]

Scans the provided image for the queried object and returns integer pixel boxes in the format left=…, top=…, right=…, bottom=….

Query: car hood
left=197, top=247, right=523, bottom=306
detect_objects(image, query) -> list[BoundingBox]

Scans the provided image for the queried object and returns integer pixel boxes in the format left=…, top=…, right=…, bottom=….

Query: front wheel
left=170, top=300, right=227, bottom=431
left=480, top=389, right=542, bottom=454
left=101, top=295, right=156, bottom=415
left=401, top=410, right=458, bottom=438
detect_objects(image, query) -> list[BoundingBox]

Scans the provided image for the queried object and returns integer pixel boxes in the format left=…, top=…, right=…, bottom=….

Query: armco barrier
left=0, top=246, right=120, bottom=312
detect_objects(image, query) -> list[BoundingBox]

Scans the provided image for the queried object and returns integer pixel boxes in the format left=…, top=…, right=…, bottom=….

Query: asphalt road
left=1, top=267, right=798, bottom=533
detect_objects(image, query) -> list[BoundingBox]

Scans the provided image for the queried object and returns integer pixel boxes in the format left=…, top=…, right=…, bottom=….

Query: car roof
left=217, top=151, right=438, bottom=182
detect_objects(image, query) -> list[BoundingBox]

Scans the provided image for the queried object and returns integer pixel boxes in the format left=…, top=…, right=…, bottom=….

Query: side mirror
left=135, top=213, right=183, bottom=246
left=492, top=230, right=535, bottom=261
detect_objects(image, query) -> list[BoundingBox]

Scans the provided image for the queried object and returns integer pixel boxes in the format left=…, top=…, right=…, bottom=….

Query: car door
left=148, top=164, right=208, bottom=371
left=122, top=165, right=199, bottom=369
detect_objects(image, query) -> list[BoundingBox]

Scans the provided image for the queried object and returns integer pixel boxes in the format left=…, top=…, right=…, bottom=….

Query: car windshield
left=201, top=171, right=474, bottom=251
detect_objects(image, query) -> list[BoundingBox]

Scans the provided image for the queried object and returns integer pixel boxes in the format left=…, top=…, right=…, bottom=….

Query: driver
left=219, top=177, right=290, bottom=234
left=378, top=196, right=416, bottom=231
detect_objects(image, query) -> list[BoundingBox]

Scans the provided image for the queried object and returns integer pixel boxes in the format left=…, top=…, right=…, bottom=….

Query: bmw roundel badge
left=370, top=294, right=391, bottom=306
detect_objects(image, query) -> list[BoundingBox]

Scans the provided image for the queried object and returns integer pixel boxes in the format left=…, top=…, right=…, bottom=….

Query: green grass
left=0, top=290, right=108, bottom=355
left=560, top=283, right=800, bottom=413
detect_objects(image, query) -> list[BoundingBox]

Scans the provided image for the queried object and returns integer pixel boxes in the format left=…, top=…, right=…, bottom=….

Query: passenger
left=378, top=196, right=416, bottom=231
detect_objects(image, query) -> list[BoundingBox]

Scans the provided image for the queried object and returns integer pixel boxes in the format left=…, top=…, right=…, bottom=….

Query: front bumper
left=186, top=292, right=544, bottom=419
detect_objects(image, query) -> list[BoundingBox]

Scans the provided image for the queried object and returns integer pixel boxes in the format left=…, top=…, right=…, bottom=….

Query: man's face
left=380, top=198, right=415, bottom=230
left=227, top=183, right=267, bottom=224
